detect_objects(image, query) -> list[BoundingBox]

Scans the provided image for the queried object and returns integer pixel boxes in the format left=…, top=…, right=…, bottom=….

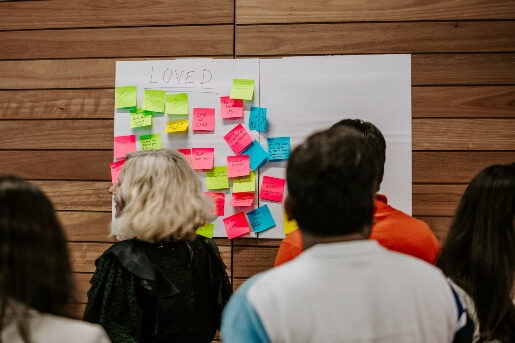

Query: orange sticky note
left=205, top=192, right=225, bottom=216
left=192, top=108, right=215, bottom=132
left=227, top=155, right=250, bottom=178
left=191, top=148, right=214, bottom=170
left=229, top=192, right=255, bottom=207
left=113, top=135, right=136, bottom=159
left=223, top=212, right=251, bottom=239
left=220, top=96, right=244, bottom=119
left=223, top=124, right=253, bottom=154
left=259, top=175, right=286, bottom=202
left=110, top=159, right=125, bottom=184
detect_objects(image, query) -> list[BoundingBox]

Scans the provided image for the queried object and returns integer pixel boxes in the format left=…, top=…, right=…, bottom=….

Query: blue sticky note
left=242, top=140, right=268, bottom=170
left=246, top=205, right=276, bottom=233
left=248, top=106, right=267, bottom=132
left=267, top=137, right=290, bottom=161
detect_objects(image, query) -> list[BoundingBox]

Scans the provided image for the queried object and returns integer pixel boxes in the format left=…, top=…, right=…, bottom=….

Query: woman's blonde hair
left=112, top=149, right=211, bottom=242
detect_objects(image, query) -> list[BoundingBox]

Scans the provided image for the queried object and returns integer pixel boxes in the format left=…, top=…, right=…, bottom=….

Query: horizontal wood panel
left=0, top=89, right=114, bottom=119
left=58, top=211, right=114, bottom=243
left=412, top=86, right=515, bottom=118
left=236, top=0, right=515, bottom=24
left=233, top=246, right=278, bottom=277
left=413, top=184, right=466, bottom=216
left=0, top=25, right=233, bottom=60
left=412, top=118, right=515, bottom=150
left=416, top=216, right=452, bottom=245
left=0, top=0, right=233, bottom=30
left=75, top=273, right=93, bottom=304
left=236, top=21, right=515, bottom=56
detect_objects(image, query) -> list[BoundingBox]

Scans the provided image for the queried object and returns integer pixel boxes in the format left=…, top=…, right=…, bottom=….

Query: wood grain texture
left=413, top=184, right=467, bottom=216
left=236, top=0, right=515, bottom=24
left=233, top=246, right=278, bottom=277
left=58, top=211, right=114, bottom=243
left=416, top=216, right=453, bottom=245
left=235, top=21, right=515, bottom=56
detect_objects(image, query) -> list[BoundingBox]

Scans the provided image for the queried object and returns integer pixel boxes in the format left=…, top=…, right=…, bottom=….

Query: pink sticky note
left=192, top=108, right=215, bottom=132
left=113, top=135, right=136, bottom=159
left=223, top=212, right=251, bottom=239
left=229, top=192, right=255, bottom=207
left=223, top=124, right=253, bottom=154
left=178, top=148, right=193, bottom=167
left=191, top=148, right=214, bottom=170
left=227, top=155, right=250, bottom=178
left=205, top=192, right=225, bottom=216
left=220, top=96, right=244, bottom=119
left=110, top=159, right=125, bottom=184
left=259, top=176, right=286, bottom=202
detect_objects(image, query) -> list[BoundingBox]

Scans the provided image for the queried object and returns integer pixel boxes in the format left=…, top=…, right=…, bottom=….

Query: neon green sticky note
left=166, top=93, right=189, bottom=115
left=283, top=211, right=299, bottom=235
left=139, top=133, right=162, bottom=150
left=130, top=108, right=152, bottom=128
left=233, top=171, right=255, bottom=193
left=143, top=89, right=166, bottom=113
left=165, top=119, right=188, bottom=133
left=115, top=85, right=137, bottom=108
left=230, top=79, right=255, bottom=100
left=197, top=223, right=214, bottom=239
left=206, top=166, right=229, bottom=190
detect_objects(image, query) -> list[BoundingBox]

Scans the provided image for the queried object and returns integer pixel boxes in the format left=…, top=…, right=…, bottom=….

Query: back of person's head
left=331, top=119, right=386, bottom=190
left=113, top=149, right=211, bottom=242
left=286, top=126, right=379, bottom=237
left=0, top=175, right=75, bottom=340
left=437, top=162, right=515, bottom=342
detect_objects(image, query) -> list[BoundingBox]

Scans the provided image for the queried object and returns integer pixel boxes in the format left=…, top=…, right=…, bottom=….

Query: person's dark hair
left=437, top=163, right=515, bottom=343
left=331, top=119, right=386, bottom=191
left=0, top=175, right=75, bottom=342
left=286, top=127, right=379, bottom=237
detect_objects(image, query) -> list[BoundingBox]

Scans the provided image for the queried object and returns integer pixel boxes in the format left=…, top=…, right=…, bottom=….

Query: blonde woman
left=84, top=149, right=232, bottom=343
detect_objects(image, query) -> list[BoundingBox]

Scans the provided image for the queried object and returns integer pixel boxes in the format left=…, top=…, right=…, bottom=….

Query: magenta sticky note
left=223, top=124, right=253, bottom=154
left=110, top=159, right=125, bottom=184
left=220, top=96, right=244, bottom=119
left=191, top=148, right=214, bottom=170
left=227, top=155, right=250, bottom=178
left=205, top=192, right=225, bottom=216
left=192, top=108, right=215, bottom=132
left=229, top=192, right=255, bottom=207
left=113, top=135, right=136, bottom=159
left=223, top=212, right=251, bottom=239
left=178, top=148, right=193, bottom=167
left=259, top=175, right=286, bottom=202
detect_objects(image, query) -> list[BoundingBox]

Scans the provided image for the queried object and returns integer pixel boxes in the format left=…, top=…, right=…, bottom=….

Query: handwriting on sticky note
left=114, top=135, right=136, bottom=159
left=165, top=119, right=188, bottom=133
left=233, top=171, right=255, bottom=193
left=223, top=124, right=253, bottom=154
left=229, top=192, right=255, bottom=207
left=223, top=212, right=251, bottom=239
left=205, top=192, right=225, bottom=216
left=249, top=106, right=267, bottom=132
left=259, top=175, right=286, bottom=202
left=165, top=93, right=188, bottom=115
left=206, top=166, right=229, bottom=190
left=143, top=89, right=166, bottom=113
left=139, top=134, right=162, bottom=150
left=130, top=110, right=152, bottom=128
left=110, top=159, right=125, bottom=184
left=247, top=205, right=276, bottom=233
left=242, top=140, right=268, bottom=171
left=115, top=85, right=137, bottom=109
left=268, top=137, right=290, bottom=161
left=227, top=155, right=250, bottom=178
left=283, top=211, right=299, bottom=235
left=192, top=108, right=215, bottom=132
left=191, top=148, right=214, bottom=170
left=230, top=79, right=255, bottom=100
left=196, top=223, right=214, bottom=239
left=220, top=96, right=244, bottom=119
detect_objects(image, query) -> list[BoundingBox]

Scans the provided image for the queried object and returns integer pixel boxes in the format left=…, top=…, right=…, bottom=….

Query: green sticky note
left=139, top=133, right=162, bottom=150
left=130, top=108, right=152, bottom=128
left=206, top=166, right=229, bottom=190
left=143, top=89, right=166, bottom=113
left=115, top=85, right=137, bottom=108
left=166, top=93, right=189, bottom=115
left=230, top=79, right=255, bottom=100
left=233, top=171, right=256, bottom=193
left=197, top=223, right=214, bottom=239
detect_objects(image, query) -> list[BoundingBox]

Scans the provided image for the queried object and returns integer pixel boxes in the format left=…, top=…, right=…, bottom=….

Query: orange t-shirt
left=274, top=194, right=440, bottom=266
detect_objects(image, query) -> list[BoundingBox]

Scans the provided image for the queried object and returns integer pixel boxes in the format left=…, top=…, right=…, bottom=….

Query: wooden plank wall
left=1, top=0, right=514, bottom=337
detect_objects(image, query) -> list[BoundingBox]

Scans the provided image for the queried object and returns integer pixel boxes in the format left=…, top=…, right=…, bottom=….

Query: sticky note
left=113, top=135, right=136, bottom=159
left=223, top=212, right=251, bottom=239
left=192, top=108, right=215, bottom=132
left=227, top=155, right=250, bottom=178
left=283, top=211, right=299, bottom=235
left=191, top=148, right=214, bottom=170
left=110, top=159, right=125, bottom=184
left=205, top=192, right=225, bottom=216
left=268, top=137, right=291, bottom=161
left=230, top=79, right=255, bottom=100
left=165, top=93, right=188, bottom=115
left=165, top=119, right=188, bottom=133
left=142, top=89, right=166, bottom=113
left=249, top=106, right=267, bottom=132
left=223, top=124, right=253, bottom=154
left=196, top=223, right=214, bottom=239
left=139, top=133, right=162, bottom=150
left=233, top=171, right=256, bottom=193
left=178, top=148, right=193, bottom=167
left=206, top=166, right=230, bottom=190
left=130, top=108, right=152, bottom=128
left=259, top=175, right=286, bottom=202
left=229, top=192, right=255, bottom=207
left=242, top=140, right=268, bottom=171
left=115, top=85, right=137, bottom=108
left=247, top=205, right=276, bottom=233
left=220, top=96, right=244, bottom=119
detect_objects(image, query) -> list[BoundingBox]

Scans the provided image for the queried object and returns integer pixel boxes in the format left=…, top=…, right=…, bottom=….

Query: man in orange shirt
left=274, top=119, right=440, bottom=267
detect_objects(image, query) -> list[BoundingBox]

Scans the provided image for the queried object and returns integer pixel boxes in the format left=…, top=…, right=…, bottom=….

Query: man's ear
left=284, top=195, right=294, bottom=220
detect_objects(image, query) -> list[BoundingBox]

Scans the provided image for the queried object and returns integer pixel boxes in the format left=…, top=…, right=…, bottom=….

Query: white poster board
left=113, top=55, right=412, bottom=239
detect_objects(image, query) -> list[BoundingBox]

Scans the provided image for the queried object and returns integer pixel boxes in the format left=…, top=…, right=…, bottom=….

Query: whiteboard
left=113, top=55, right=412, bottom=239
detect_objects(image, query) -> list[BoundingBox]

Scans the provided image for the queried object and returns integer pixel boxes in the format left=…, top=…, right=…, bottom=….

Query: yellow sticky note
left=139, top=133, right=162, bottom=150
left=233, top=171, right=255, bottom=193
left=130, top=109, right=152, bottom=128
left=166, top=93, right=189, bottom=115
left=115, top=85, right=137, bottom=108
left=197, top=223, right=214, bottom=239
left=283, top=211, right=299, bottom=235
left=165, top=119, right=188, bottom=133
left=143, top=89, right=166, bottom=113
left=206, top=166, right=229, bottom=190
left=230, top=79, right=255, bottom=100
